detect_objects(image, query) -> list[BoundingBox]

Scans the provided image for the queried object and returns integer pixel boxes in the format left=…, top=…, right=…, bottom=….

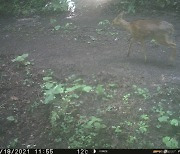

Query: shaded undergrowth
left=1, top=54, right=179, bottom=148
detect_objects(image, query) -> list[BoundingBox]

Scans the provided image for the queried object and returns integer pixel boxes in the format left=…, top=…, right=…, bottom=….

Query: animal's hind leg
left=127, top=38, right=133, bottom=57
left=169, top=42, right=176, bottom=63
left=165, top=35, right=176, bottom=63
left=158, top=35, right=176, bottom=63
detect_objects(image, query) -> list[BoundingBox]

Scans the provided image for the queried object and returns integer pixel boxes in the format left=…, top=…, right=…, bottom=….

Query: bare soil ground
left=0, top=8, right=180, bottom=148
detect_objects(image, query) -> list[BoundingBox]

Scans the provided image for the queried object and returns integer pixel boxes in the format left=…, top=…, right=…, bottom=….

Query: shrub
left=0, top=0, right=68, bottom=16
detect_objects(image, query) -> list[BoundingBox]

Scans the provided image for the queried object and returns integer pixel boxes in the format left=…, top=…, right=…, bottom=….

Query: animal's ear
left=118, top=11, right=126, bottom=18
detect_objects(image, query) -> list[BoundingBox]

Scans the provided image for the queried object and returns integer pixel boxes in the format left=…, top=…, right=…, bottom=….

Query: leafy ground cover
left=0, top=53, right=179, bottom=148
left=0, top=5, right=180, bottom=148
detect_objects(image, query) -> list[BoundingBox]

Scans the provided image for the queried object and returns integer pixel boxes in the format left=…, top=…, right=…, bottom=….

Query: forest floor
left=0, top=7, right=180, bottom=148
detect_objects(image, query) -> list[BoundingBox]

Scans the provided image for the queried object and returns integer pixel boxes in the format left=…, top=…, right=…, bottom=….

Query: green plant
left=64, top=23, right=76, bottom=29
left=125, top=121, right=133, bottom=126
left=122, top=93, right=130, bottom=103
left=41, top=74, right=118, bottom=147
left=0, top=0, right=47, bottom=15
left=126, top=0, right=136, bottom=13
left=152, top=103, right=165, bottom=115
left=89, top=35, right=97, bottom=41
left=95, top=85, right=106, bottom=96
left=68, top=116, right=108, bottom=148
left=137, top=121, right=148, bottom=134
left=52, top=22, right=77, bottom=32
left=43, top=0, right=68, bottom=12
left=42, top=73, right=114, bottom=106
left=7, top=138, right=18, bottom=148
left=7, top=116, right=17, bottom=123
left=12, top=54, right=30, bottom=66
left=153, top=101, right=179, bottom=131
left=96, top=28, right=103, bottom=35
left=96, top=19, right=118, bottom=37
left=170, top=119, right=179, bottom=126
left=140, top=114, right=149, bottom=120
left=127, top=136, right=137, bottom=144
left=29, top=101, right=40, bottom=112
left=23, top=78, right=34, bottom=86
left=158, top=115, right=169, bottom=122
left=108, top=83, right=117, bottom=88
left=98, top=20, right=110, bottom=27
left=50, top=111, right=60, bottom=127
left=50, top=18, right=57, bottom=25
left=84, top=116, right=106, bottom=130
left=54, top=137, right=62, bottom=143
left=156, top=0, right=178, bottom=8
left=106, top=105, right=115, bottom=112
left=108, top=32, right=118, bottom=36
left=43, top=69, right=54, bottom=77
left=112, top=125, right=122, bottom=135
left=109, top=0, right=180, bottom=14
left=162, top=136, right=178, bottom=148
left=65, top=84, right=93, bottom=93
left=133, top=85, right=150, bottom=99
left=43, top=83, right=65, bottom=104
left=156, top=124, right=161, bottom=128
left=0, top=0, right=69, bottom=15
left=54, top=25, right=61, bottom=31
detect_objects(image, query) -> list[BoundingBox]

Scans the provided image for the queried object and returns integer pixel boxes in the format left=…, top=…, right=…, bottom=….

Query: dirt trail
left=1, top=9, right=180, bottom=88
left=1, top=7, right=180, bottom=149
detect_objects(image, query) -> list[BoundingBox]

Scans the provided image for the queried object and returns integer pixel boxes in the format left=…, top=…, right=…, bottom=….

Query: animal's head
left=112, top=11, right=125, bottom=26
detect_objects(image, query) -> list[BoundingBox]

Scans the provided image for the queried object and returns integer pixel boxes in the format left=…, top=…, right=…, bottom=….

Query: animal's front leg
left=127, top=37, right=133, bottom=57
left=141, top=40, right=147, bottom=62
